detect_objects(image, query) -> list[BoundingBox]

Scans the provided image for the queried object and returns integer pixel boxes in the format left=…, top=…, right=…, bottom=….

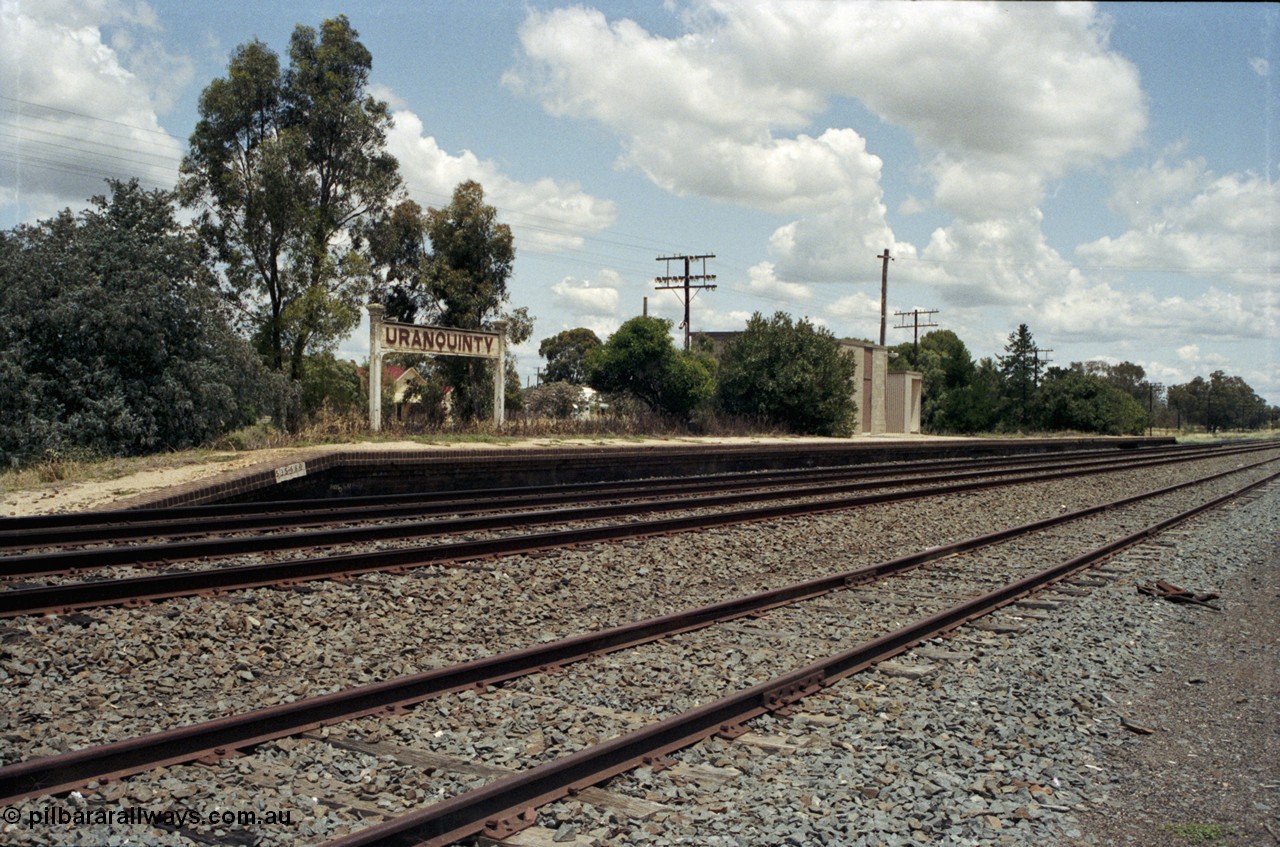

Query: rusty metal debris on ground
left=1137, top=580, right=1222, bottom=610
left=1120, top=716, right=1156, bottom=735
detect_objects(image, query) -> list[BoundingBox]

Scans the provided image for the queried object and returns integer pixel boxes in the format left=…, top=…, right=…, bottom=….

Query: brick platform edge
left=102, top=436, right=1172, bottom=512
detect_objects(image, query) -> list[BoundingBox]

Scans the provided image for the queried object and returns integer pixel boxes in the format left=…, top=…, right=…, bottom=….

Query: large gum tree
left=420, top=181, right=528, bottom=421
left=179, top=15, right=401, bottom=382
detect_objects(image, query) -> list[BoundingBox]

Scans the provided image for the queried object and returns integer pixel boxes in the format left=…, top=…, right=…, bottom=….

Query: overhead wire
left=0, top=95, right=178, bottom=140
left=0, top=127, right=181, bottom=176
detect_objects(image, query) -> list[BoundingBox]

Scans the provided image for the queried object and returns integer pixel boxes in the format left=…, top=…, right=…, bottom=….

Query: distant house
left=384, top=365, right=420, bottom=406
left=358, top=364, right=451, bottom=422
left=698, top=332, right=922, bottom=436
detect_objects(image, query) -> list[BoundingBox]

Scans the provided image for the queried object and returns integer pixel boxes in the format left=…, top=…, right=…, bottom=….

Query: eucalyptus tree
left=587, top=316, right=714, bottom=421
left=891, top=329, right=978, bottom=432
left=539, top=327, right=602, bottom=385
left=411, top=181, right=528, bottom=420
left=1036, top=368, right=1146, bottom=435
left=180, top=15, right=402, bottom=381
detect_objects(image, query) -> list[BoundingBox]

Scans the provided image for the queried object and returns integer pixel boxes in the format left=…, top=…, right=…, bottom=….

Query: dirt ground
left=1073, top=533, right=1280, bottom=847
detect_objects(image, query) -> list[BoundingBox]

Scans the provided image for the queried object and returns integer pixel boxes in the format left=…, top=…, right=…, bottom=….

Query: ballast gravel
left=2, top=453, right=1269, bottom=767
left=489, top=480, right=1279, bottom=847
left=0, top=454, right=1276, bottom=847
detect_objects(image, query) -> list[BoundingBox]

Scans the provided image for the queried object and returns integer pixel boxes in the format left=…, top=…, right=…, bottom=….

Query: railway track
left=0, top=445, right=1276, bottom=847
left=0, top=441, right=1258, bottom=551
left=1, top=442, right=1274, bottom=620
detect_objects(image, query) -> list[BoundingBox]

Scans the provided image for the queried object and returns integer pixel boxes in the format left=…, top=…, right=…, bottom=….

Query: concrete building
left=839, top=340, right=922, bottom=435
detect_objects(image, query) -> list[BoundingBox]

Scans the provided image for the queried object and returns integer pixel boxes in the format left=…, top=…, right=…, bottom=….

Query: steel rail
left=0, top=441, right=1191, bottom=537
left=0, top=451, right=1080, bottom=537
left=2, top=451, right=1276, bottom=619
left=1, top=462, right=1274, bottom=806
left=321, top=470, right=1280, bottom=847
left=5, top=442, right=1272, bottom=576
left=0, top=441, right=1243, bottom=546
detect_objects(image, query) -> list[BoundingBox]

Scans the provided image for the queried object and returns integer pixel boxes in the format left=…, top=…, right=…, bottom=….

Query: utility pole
left=877, top=249, right=893, bottom=346
left=892, top=308, right=940, bottom=364
left=1031, top=347, right=1053, bottom=387
left=655, top=254, right=716, bottom=350
left=1148, top=382, right=1163, bottom=436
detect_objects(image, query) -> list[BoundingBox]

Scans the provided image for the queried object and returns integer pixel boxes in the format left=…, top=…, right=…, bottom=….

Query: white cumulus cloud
left=744, top=262, right=813, bottom=303
left=506, top=0, right=1148, bottom=302
left=0, top=0, right=188, bottom=224
left=386, top=110, right=617, bottom=254
left=550, top=273, right=621, bottom=316
left=1077, top=154, right=1279, bottom=289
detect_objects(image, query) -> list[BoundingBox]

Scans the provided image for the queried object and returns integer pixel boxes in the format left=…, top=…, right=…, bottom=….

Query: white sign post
left=366, top=304, right=506, bottom=431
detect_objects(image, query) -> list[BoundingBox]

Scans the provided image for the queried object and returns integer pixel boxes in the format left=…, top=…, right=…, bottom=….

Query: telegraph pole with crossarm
left=1032, top=347, right=1054, bottom=387
left=655, top=254, right=716, bottom=350
left=893, top=308, right=940, bottom=364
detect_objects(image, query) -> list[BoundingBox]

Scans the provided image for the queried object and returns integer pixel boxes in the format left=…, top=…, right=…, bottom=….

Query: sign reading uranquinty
left=366, top=304, right=507, bottom=432
left=379, top=321, right=502, bottom=359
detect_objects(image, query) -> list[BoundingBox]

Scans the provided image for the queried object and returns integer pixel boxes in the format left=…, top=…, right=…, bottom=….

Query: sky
left=1, top=0, right=1277, bottom=404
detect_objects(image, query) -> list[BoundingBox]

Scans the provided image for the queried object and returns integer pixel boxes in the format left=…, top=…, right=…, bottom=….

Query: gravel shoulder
left=1071, top=518, right=1280, bottom=847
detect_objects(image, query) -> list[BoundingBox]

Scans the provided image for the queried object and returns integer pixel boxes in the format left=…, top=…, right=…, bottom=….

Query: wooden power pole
left=877, top=249, right=893, bottom=346
left=655, top=254, right=716, bottom=350
left=1031, top=347, right=1054, bottom=387
left=893, top=308, right=940, bottom=362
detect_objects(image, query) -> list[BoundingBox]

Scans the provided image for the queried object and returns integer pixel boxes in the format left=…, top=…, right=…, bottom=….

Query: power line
left=655, top=254, right=716, bottom=350
left=0, top=118, right=181, bottom=159
left=0, top=128, right=181, bottom=175
left=0, top=95, right=178, bottom=140
left=893, top=308, right=940, bottom=360
left=0, top=152, right=174, bottom=187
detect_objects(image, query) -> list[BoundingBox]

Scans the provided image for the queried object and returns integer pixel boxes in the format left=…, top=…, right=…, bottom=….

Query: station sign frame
left=366, top=304, right=506, bottom=430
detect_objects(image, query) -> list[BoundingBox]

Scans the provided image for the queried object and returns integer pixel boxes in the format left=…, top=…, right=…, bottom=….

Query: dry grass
left=0, top=411, right=724, bottom=495
left=5, top=412, right=1272, bottom=498
left=0, top=449, right=239, bottom=494
left=1171, top=429, right=1280, bottom=444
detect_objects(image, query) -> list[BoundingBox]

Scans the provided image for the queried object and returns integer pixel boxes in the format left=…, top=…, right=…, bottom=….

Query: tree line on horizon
left=884, top=324, right=1275, bottom=436
left=526, top=319, right=1277, bottom=439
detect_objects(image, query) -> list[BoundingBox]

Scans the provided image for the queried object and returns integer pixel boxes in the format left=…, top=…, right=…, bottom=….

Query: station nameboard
left=366, top=303, right=507, bottom=432
left=380, top=321, right=501, bottom=360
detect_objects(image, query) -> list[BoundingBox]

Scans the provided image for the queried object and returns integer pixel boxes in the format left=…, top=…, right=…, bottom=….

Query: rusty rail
left=0, top=441, right=1198, bottom=539
left=0, top=442, right=1266, bottom=558
left=322, top=469, right=1280, bottom=847
left=3, top=449, right=1276, bottom=619
left=1, top=462, right=1274, bottom=807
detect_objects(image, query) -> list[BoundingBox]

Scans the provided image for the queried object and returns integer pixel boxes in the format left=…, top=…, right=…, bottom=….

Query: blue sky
left=2, top=1, right=1277, bottom=403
